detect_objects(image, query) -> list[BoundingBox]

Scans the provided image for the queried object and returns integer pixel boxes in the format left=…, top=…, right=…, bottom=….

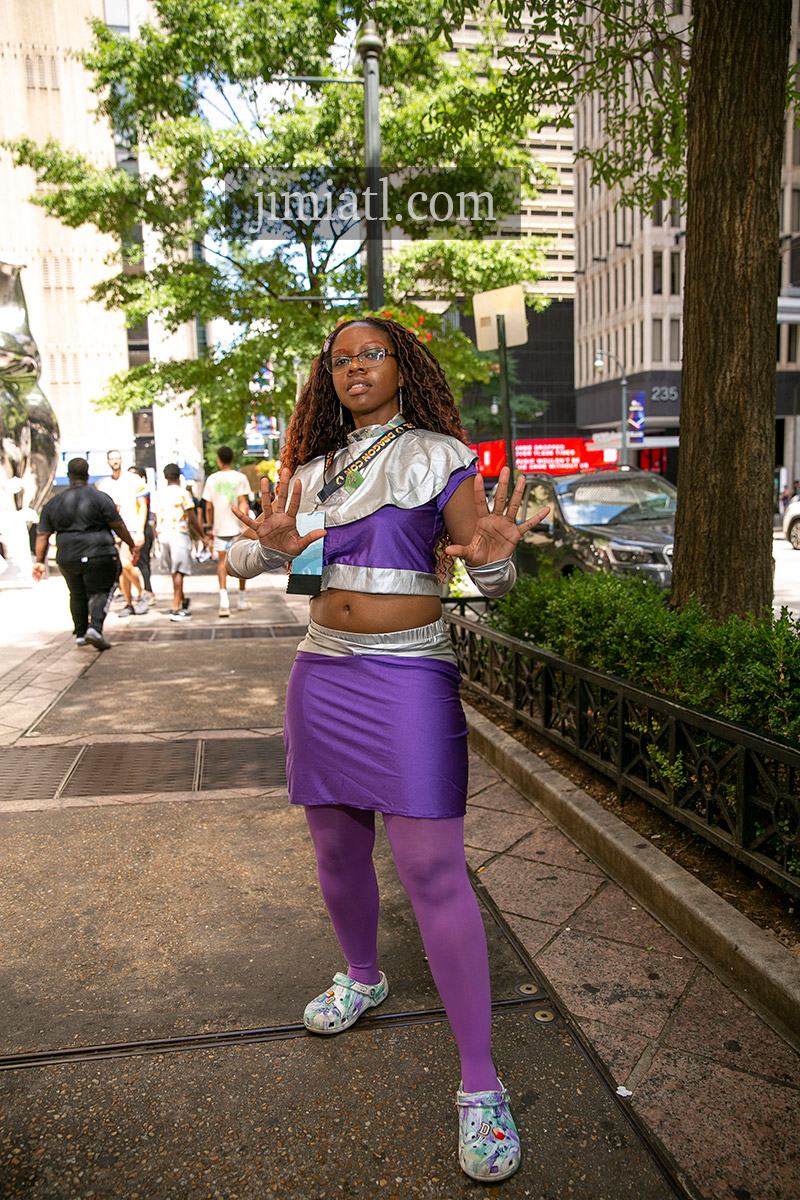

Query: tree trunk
left=672, top=0, right=791, bottom=618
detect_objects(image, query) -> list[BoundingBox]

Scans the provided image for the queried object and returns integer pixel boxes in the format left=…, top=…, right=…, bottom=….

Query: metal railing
left=441, top=596, right=493, bottom=621
left=445, top=613, right=800, bottom=900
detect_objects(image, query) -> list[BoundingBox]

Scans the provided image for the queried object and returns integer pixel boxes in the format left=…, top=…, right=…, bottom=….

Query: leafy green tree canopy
left=407, top=0, right=793, bottom=623
left=7, top=0, right=552, bottom=445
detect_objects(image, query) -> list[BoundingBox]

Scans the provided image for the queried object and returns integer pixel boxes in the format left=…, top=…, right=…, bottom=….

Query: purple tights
left=304, top=805, right=499, bottom=1093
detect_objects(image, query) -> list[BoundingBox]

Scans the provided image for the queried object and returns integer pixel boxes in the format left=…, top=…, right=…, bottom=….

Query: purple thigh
left=284, top=651, right=468, bottom=818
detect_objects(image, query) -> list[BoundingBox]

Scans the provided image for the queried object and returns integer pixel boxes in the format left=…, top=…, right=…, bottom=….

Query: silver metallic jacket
left=227, top=426, right=516, bottom=597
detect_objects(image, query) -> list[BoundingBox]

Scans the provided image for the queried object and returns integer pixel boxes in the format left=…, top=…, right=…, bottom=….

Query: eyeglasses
left=324, top=347, right=396, bottom=373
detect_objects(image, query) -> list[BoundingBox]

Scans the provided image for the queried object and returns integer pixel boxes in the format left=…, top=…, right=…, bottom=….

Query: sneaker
left=75, top=636, right=87, bottom=646
left=133, top=596, right=149, bottom=615
left=236, top=597, right=250, bottom=611
left=84, top=628, right=111, bottom=651
left=142, top=591, right=155, bottom=606
left=218, top=605, right=230, bottom=618
left=169, top=609, right=192, bottom=622
left=119, top=605, right=135, bottom=617
left=196, top=547, right=212, bottom=563
left=181, top=597, right=191, bottom=612
left=456, top=1080, right=521, bottom=1182
left=303, top=972, right=388, bottom=1035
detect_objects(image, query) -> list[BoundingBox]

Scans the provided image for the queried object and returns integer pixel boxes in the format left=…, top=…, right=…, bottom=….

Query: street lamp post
left=271, top=19, right=385, bottom=311
left=357, top=20, right=385, bottom=310
left=594, top=347, right=628, bottom=467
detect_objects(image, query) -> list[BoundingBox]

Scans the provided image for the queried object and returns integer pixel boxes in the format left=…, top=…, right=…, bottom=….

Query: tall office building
left=573, top=1, right=800, bottom=486
left=445, top=20, right=575, bottom=299
left=441, top=22, right=577, bottom=442
left=0, top=0, right=204, bottom=486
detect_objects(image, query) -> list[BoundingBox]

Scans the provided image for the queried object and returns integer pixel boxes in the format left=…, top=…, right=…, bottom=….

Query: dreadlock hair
left=280, top=317, right=469, bottom=474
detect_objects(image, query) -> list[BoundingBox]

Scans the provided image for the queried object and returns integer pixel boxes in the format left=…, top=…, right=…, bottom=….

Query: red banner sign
left=471, top=438, right=615, bottom=476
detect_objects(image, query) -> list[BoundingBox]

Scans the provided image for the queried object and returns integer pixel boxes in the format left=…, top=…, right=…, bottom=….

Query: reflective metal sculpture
left=0, top=261, right=59, bottom=585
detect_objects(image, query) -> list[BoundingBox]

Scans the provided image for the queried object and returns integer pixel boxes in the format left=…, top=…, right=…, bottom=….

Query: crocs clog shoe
left=456, top=1079, right=521, bottom=1182
left=303, top=971, right=388, bottom=1034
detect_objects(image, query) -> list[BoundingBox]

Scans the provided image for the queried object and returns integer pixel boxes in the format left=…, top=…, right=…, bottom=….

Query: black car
left=514, top=469, right=676, bottom=590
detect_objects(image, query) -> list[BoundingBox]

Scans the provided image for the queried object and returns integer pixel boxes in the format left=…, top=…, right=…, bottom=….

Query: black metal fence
left=445, top=613, right=800, bottom=901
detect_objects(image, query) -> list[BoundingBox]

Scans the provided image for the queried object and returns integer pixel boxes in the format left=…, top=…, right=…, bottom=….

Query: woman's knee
left=384, top=816, right=466, bottom=901
left=394, top=848, right=471, bottom=909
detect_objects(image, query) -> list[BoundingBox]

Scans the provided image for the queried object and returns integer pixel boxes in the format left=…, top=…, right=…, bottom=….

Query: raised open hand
left=231, top=470, right=325, bottom=559
left=445, top=468, right=550, bottom=567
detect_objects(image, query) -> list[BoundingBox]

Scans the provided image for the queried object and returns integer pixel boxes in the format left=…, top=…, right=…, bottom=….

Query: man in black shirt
left=34, top=458, right=135, bottom=650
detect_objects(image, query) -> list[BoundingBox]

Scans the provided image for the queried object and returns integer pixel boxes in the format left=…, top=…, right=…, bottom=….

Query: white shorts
left=160, top=534, right=193, bottom=576
left=213, top=534, right=239, bottom=553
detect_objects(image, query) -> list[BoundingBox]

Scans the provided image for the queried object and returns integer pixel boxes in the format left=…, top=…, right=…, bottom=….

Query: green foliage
left=489, top=569, right=800, bottom=742
left=5, top=0, right=553, bottom=431
left=382, top=0, right=695, bottom=211
left=386, top=239, right=550, bottom=312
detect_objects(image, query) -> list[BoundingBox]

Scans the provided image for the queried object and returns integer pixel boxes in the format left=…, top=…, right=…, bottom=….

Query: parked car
left=513, top=469, right=676, bottom=589
left=782, top=495, right=800, bottom=549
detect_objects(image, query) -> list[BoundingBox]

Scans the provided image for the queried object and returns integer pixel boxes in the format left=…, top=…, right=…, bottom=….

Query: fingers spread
left=297, top=528, right=326, bottom=553
left=473, top=472, right=489, bottom=514
left=274, top=468, right=291, bottom=513
left=492, top=466, right=510, bottom=514
left=284, top=478, right=303, bottom=517
left=231, top=506, right=255, bottom=530
left=504, top=473, right=527, bottom=523
left=520, top=505, right=551, bottom=532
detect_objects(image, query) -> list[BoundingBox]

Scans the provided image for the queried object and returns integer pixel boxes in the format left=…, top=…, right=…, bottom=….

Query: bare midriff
left=309, top=588, right=442, bottom=634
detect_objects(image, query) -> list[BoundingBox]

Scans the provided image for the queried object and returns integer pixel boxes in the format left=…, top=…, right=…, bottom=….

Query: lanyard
left=317, top=422, right=414, bottom=503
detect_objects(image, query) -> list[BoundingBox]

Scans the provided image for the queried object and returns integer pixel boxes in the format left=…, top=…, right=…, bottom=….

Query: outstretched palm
left=446, top=468, right=550, bottom=567
left=231, top=470, right=326, bottom=558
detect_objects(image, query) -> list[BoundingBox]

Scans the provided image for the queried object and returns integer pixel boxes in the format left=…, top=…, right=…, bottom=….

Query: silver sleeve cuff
left=465, top=556, right=517, bottom=598
left=226, top=538, right=293, bottom=579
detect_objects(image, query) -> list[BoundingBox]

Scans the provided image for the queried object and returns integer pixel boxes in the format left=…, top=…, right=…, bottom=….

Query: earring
left=339, top=403, right=345, bottom=425
left=398, top=385, right=404, bottom=415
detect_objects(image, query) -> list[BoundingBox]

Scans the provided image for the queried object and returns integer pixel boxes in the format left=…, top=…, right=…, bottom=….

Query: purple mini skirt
left=284, top=651, right=469, bottom=818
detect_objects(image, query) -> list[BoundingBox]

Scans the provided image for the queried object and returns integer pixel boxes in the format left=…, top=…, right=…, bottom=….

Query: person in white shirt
left=202, top=447, right=253, bottom=617
left=96, top=449, right=148, bottom=615
left=155, top=463, right=210, bottom=621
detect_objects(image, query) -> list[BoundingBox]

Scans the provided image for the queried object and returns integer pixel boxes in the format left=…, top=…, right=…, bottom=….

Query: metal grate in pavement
left=0, top=746, right=82, bottom=801
left=2, top=738, right=287, bottom=801
left=61, top=741, right=199, bottom=797
left=215, top=624, right=305, bottom=640
left=113, top=625, right=305, bottom=643
left=200, top=735, right=287, bottom=789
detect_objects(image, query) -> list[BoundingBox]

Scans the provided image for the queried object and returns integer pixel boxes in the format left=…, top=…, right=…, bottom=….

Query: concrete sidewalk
left=1, top=570, right=798, bottom=1200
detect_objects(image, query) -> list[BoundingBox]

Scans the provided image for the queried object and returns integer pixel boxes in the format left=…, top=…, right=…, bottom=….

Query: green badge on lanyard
left=343, top=468, right=365, bottom=494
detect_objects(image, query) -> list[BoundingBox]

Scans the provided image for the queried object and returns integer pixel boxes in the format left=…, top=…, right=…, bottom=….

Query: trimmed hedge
left=488, top=570, right=800, bottom=744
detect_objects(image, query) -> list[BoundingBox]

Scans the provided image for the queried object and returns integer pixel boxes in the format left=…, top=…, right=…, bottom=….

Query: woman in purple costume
left=228, top=317, right=549, bottom=1183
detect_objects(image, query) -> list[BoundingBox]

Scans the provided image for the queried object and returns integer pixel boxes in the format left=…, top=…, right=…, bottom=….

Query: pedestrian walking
left=202, top=447, right=252, bottom=617
left=227, top=316, right=549, bottom=1183
left=155, top=463, right=210, bottom=621
left=128, top=466, right=155, bottom=603
left=33, top=457, right=134, bottom=650
left=96, top=449, right=148, bottom=615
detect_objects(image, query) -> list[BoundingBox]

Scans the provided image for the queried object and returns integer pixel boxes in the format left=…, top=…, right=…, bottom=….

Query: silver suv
left=515, top=469, right=677, bottom=589
left=783, top=496, right=800, bottom=549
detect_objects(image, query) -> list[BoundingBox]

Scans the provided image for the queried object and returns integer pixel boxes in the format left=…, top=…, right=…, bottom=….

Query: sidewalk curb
left=464, top=703, right=800, bottom=1055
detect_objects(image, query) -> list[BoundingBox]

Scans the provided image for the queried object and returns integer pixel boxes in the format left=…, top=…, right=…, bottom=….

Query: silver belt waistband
left=296, top=617, right=456, bottom=663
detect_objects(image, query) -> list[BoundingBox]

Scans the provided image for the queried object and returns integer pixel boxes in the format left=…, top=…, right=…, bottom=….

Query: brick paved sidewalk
left=1, top=580, right=798, bottom=1199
